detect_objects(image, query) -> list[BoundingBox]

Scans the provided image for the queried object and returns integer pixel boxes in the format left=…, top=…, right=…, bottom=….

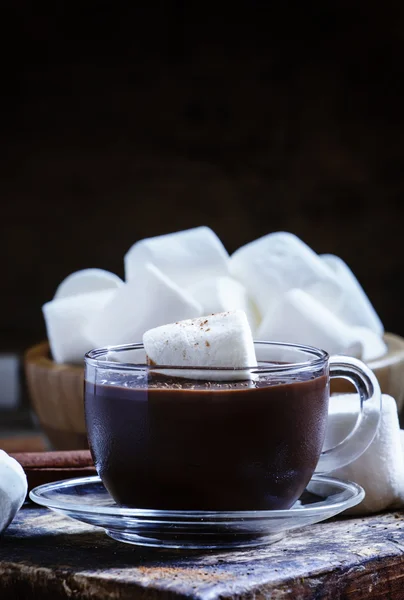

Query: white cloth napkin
left=325, top=393, right=404, bottom=515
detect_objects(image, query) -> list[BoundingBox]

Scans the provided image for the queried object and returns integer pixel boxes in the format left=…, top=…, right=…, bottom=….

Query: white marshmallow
left=351, top=326, right=387, bottom=362
left=230, top=232, right=339, bottom=317
left=143, top=310, right=258, bottom=381
left=326, top=394, right=404, bottom=515
left=257, top=288, right=362, bottom=357
left=187, top=276, right=260, bottom=334
left=316, top=254, right=384, bottom=335
left=257, top=290, right=386, bottom=361
left=54, top=268, right=123, bottom=299
left=0, top=450, right=27, bottom=534
left=124, top=226, right=229, bottom=288
left=43, top=290, right=115, bottom=364
left=85, top=263, right=202, bottom=348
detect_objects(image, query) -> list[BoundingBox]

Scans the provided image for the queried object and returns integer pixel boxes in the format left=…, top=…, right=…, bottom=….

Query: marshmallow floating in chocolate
left=143, top=310, right=258, bottom=381
left=54, top=268, right=123, bottom=300
left=85, top=263, right=203, bottom=348
left=0, top=450, right=27, bottom=534
left=125, top=226, right=229, bottom=289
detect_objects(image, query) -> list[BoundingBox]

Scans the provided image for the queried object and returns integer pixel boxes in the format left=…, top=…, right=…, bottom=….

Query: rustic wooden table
left=2, top=504, right=404, bottom=599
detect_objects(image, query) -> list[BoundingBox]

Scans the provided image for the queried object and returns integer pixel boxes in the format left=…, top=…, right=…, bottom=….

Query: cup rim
left=84, top=340, right=329, bottom=373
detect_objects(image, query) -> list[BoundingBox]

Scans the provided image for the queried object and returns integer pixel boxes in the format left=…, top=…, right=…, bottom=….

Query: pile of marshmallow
left=43, top=227, right=386, bottom=364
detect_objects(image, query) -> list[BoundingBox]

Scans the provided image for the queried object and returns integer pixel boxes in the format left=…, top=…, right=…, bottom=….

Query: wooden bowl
left=24, top=342, right=87, bottom=450
left=25, top=333, right=404, bottom=450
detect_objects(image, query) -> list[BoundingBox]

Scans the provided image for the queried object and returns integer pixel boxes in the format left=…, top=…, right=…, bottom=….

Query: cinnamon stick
left=11, top=450, right=93, bottom=469
left=10, top=451, right=96, bottom=493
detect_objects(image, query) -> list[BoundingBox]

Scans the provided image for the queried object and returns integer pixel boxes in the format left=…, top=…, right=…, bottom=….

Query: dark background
left=2, top=2, right=404, bottom=349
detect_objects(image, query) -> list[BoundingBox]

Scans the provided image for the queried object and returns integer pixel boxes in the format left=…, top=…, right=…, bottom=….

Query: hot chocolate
left=85, top=372, right=328, bottom=511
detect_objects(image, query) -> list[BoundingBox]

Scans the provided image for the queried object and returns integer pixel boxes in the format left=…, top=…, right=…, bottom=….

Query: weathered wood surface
left=2, top=505, right=404, bottom=599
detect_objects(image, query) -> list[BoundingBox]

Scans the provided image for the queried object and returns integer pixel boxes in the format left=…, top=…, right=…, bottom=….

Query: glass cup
left=84, top=341, right=381, bottom=511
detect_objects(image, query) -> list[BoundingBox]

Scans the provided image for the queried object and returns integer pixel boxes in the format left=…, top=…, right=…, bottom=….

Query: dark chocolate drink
left=85, top=371, right=329, bottom=511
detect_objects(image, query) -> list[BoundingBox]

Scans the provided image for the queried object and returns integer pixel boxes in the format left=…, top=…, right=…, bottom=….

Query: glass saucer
left=29, top=475, right=364, bottom=550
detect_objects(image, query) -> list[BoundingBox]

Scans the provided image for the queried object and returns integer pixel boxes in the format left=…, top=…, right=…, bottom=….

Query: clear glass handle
left=315, top=355, right=382, bottom=473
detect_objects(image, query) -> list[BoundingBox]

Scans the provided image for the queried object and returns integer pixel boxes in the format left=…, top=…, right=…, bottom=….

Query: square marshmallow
left=85, top=263, right=203, bottom=348
left=124, top=226, right=229, bottom=289
left=43, top=289, right=116, bottom=364
left=326, top=394, right=404, bottom=515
